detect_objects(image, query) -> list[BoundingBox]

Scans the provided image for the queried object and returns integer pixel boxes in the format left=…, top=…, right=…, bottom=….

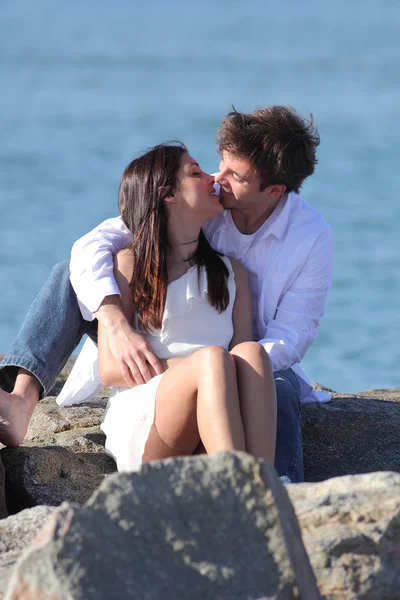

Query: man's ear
left=266, top=184, right=286, bottom=198
left=159, top=186, right=176, bottom=203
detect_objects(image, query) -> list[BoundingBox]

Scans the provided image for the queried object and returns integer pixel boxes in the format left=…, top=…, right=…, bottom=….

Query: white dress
left=101, top=256, right=236, bottom=472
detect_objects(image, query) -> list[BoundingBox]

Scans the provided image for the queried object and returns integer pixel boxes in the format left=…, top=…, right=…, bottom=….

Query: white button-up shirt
left=66, top=191, right=335, bottom=404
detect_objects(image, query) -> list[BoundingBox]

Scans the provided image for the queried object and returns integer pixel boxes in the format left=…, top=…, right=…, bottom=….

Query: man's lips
left=219, top=185, right=233, bottom=197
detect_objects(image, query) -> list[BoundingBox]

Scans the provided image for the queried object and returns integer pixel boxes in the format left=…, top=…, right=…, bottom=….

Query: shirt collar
left=263, top=192, right=292, bottom=241
left=223, top=192, right=293, bottom=242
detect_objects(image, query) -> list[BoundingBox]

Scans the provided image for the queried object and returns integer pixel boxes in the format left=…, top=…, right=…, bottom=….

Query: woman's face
left=172, top=153, right=223, bottom=220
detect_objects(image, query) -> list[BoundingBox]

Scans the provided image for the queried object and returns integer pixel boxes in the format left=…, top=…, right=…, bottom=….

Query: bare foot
left=0, top=388, right=39, bottom=447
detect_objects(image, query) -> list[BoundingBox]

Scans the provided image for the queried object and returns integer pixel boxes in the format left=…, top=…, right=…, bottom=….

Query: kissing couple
left=0, top=105, right=334, bottom=482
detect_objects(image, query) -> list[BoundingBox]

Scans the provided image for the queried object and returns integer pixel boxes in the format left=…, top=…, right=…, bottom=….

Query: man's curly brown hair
left=216, top=106, right=320, bottom=193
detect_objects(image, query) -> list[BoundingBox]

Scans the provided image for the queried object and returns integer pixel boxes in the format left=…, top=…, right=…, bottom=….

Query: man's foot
left=0, top=372, right=41, bottom=446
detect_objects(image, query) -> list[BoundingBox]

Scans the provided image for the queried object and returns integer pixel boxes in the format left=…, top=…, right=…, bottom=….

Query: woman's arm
left=70, top=216, right=163, bottom=386
left=98, top=248, right=186, bottom=386
left=229, top=258, right=253, bottom=349
left=98, top=250, right=161, bottom=387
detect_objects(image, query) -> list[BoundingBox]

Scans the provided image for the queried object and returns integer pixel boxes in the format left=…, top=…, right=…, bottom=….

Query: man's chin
left=220, top=191, right=235, bottom=209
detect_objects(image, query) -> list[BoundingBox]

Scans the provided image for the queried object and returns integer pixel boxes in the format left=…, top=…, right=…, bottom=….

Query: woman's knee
left=231, top=341, right=271, bottom=365
left=195, top=345, right=235, bottom=373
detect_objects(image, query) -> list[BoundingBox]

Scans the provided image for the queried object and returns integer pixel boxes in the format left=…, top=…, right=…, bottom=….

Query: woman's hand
left=97, top=295, right=164, bottom=387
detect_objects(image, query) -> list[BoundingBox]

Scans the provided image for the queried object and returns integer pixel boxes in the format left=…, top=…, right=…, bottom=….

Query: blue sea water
left=1, top=0, right=399, bottom=393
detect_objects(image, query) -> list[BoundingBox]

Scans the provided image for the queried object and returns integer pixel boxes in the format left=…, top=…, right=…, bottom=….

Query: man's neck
left=230, top=195, right=283, bottom=235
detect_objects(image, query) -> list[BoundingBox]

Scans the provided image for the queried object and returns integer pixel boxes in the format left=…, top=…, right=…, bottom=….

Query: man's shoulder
left=287, top=192, right=333, bottom=239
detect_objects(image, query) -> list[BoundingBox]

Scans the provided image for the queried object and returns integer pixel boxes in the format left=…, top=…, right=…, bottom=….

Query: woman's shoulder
left=223, top=256, right=250, bottom=298
left=114, top=248, right=134, bottom=279
left=222, top=256, right=247, bottom=278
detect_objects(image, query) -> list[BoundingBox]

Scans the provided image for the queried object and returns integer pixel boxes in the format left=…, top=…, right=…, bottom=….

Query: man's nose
left=214, top=170, right=226, bottom=183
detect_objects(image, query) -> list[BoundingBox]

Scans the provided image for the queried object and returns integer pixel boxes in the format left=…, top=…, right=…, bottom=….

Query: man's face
left=214, top=150, right=267, bottom=210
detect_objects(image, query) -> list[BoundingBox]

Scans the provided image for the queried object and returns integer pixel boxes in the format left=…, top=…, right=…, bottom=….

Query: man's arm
left=70, top=216, right=131, bottom=319
left=70, top=217, right=163, bottom=386
left=259, top=230, right=335, bottom=372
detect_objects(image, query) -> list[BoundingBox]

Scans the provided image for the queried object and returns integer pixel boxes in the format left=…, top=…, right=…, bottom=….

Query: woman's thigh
left=142, top=352, right=201, bottom=462
left=143, top=345, right=235, bottom=462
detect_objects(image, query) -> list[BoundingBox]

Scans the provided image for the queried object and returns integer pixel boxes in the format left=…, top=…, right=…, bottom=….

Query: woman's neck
left=167, top=217, right=202, bottom=268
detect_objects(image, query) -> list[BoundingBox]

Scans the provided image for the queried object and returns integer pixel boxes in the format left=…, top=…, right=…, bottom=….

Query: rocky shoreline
left=1, top=356, right=400, bottom=598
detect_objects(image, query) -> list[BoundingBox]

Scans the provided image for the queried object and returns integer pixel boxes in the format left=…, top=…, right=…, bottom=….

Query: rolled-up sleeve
left=70, top=217, right=132, bottom=321
left=259, top=229, right=335, bottom=372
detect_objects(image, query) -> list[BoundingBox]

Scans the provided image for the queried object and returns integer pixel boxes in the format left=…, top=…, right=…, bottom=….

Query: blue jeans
left=273, top=369, right=304, bottom=482
left=0, top=261, right=97, bottom=397
left=0, top=261, right=304, bottom=481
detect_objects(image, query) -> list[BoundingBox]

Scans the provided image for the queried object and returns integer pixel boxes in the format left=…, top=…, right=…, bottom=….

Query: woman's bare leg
left=143, top=345, right=246, bottom=462
left=230, top=342, right=277, bottom=463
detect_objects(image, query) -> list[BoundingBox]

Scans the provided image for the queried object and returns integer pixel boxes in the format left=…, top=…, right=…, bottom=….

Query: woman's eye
left=192, top=172, right=201, bottom=176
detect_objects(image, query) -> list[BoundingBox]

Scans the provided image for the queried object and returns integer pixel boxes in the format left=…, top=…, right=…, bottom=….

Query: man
left=0, top=106, right=334, bottom=482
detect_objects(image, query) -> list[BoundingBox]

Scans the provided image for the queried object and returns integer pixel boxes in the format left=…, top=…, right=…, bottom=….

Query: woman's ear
left=159, top=186, right=176, bottom=204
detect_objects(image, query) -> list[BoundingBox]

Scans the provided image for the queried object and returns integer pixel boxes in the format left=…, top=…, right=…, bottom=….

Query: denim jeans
left=273, top=369, right=304, bottom=483
left=0, top=261, right=304, bottom=481
left=0, top=261, right=97, bottom=397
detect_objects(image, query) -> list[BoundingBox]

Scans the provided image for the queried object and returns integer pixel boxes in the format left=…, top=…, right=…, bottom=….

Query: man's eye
left=233, top=173, right=245, bottom=183
left=192, top=172, right=201, bottom=176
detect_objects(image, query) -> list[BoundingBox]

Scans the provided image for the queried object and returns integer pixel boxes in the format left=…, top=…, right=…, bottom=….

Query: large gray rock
left=302, top=391, right=400, bottom=481
left=287, top=471, right=400, bottom=600
left=5, top=452, right=320, bottom=600
left=0, top=506, right=55, bottom=599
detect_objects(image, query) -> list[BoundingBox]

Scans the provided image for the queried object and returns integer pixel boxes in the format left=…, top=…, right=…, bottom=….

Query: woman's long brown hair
left=118, top=142, right=230, bottom=331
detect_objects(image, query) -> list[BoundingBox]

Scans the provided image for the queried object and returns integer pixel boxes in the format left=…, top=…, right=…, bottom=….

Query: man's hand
left=107, top=318, right=164, bottom=386
left=95, top=296, right=164, bottom=387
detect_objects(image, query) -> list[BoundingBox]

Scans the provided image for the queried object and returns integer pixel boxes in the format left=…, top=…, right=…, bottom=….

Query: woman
left=98, top=142, right=276, bottom=472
